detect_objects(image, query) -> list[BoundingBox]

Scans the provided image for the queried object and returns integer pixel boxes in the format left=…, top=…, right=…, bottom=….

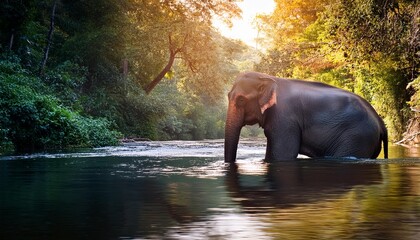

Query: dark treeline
left=0, top=0, right=419, bottom=153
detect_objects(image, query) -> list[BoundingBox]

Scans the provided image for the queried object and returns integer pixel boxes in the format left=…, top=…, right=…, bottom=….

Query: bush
left=43, top=61, right=87, bottom=108
left=72, top=115, right=121, bottom=147
left=408, top=75, right=420, bottom=108
left=151, top=80, right=227, bottom=140
left=0, top=57, right=121, bottom=153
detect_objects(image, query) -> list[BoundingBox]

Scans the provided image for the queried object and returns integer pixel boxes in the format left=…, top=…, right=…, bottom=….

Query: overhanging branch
left=143, top=34, right=182, bottom=94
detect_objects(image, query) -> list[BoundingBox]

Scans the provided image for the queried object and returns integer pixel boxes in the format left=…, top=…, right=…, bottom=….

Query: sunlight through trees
left=0, top=0, right=419, bottom=152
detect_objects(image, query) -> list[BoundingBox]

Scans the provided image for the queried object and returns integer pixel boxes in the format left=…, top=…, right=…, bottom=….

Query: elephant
left=224, top=71, right=388, bottom=162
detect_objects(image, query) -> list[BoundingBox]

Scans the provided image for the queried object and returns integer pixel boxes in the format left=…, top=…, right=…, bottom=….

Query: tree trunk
left=39, top=0, right=57, bottom=75
left=8, top=32, right=14, bottom=51
left=143, top=34, right=185, bottom=94
left=143, top=50, right=176, bottom=94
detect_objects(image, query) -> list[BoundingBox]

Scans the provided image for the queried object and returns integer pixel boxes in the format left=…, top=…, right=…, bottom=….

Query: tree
left=257, top=0, right=420, bottom=140
left=0, top=0, right=248, bottom=148
left=318, top=0, right=419, bottom=139
left=39, top=0, right=57, bottom=75
left=0, top=0, right=30, bottom=51
left=125, top=0, right=241, bottom=97
left=255, top=0, right=330, bottom=77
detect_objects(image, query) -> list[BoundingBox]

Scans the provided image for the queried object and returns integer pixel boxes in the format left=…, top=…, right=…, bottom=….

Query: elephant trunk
left=224, top=102, right=244, bottom=163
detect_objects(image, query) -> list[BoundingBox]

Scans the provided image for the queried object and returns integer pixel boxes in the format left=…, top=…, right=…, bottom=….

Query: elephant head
left=225, top=72, right=277, bottom=163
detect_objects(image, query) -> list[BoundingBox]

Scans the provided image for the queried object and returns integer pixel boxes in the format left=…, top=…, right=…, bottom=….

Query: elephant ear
left=258, top=77, right=277, bottom=114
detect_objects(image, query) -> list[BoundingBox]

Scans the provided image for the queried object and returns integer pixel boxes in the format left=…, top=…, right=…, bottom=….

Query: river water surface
left=1, top=139, right=420, bottom=239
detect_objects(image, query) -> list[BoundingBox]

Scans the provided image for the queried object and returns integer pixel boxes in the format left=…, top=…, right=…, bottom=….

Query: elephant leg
left=264, top=126, right=301, bottom=161
left=265, top=139, right=273, bottom=161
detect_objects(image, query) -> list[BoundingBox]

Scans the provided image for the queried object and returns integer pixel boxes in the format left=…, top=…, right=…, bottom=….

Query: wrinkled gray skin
left=224, top=72, right=388, bottom=162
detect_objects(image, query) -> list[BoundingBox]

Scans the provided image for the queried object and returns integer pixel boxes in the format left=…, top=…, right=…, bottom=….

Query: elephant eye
left=236, top=96, right=246, bottom=107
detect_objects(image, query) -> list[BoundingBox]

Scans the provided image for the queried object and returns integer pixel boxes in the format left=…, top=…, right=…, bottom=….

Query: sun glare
left=213, top=0, right=275, bottom=48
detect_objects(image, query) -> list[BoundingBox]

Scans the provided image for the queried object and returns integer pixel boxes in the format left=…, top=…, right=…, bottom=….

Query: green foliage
left=71, top=115, right=121, bottom=148
left=257, top=0, right=419, bottom=140
left=0, top=0, right=250, bottom=154
left=0, top=56, right=120, bottom=153
left=2, top=0, right=417, bottom=149
left=240, top=125, right=265, bottom=138
left=408, top=75, right=420, bottom=108
left=44, top=61, right=87, bottom=107
left=113, top=88, right=165, bottom=140
left=125, top=1, right=243, bottom=99
left=152, top=79, right=226, bottom=140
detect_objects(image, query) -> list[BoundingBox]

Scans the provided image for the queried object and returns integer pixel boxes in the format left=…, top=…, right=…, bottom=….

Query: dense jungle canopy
left=0, top=0, right=419, bottom=153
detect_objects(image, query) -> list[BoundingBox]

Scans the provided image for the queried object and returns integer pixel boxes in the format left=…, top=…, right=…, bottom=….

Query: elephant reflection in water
left=225, top=161, right=382, bottom=210
left=147, top=162, right=386, bottom=239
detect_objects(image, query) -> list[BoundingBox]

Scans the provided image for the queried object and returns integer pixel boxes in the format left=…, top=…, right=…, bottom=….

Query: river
left=1, top=139, right=420, bottom=239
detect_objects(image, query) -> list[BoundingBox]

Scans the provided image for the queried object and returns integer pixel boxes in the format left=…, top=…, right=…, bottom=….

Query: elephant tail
left=382, top=125, right=388, bottom=159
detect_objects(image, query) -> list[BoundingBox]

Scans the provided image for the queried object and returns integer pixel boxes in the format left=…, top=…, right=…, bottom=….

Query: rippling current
left=1, top=139, right=420, bottom=239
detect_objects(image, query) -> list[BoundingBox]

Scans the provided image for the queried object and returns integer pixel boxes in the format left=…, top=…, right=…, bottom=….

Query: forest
left=0, top=0, right=419, bottom=153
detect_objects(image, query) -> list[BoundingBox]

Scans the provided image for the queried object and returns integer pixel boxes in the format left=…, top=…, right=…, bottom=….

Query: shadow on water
left=1, top=141, right=420, bottom=239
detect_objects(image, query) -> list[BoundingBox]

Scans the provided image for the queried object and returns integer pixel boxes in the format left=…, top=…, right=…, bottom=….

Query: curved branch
left=143, top=50, right=176, bottom=94
left=143, top=33, right=185, bottom=94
